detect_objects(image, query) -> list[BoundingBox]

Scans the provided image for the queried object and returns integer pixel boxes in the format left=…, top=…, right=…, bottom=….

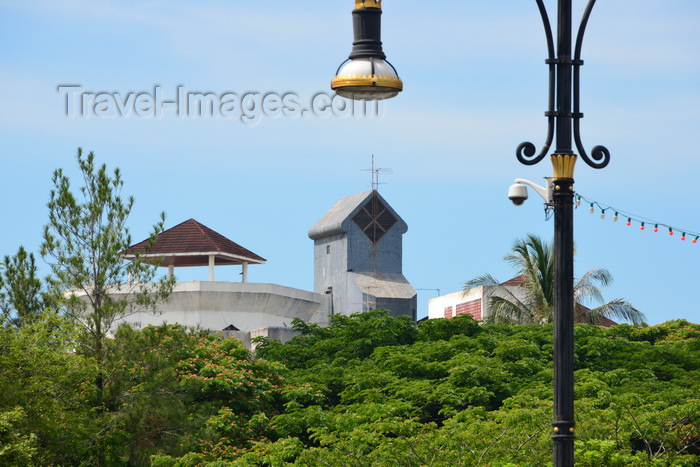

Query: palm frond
left=574, top=268, right=613, bottom=306
left=463, top=273, right=501, bottom=292
left=505, top=234, right=553, bottom=307
left=484, top=295, right=534, bottom=325
left=463, top=234, right=642, bottom=326
left=583, top=298, right=647, bottom=325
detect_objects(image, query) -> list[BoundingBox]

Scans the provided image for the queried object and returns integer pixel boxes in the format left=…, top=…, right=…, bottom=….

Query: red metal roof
left=575, top=305, right=617, bottom=327
left=123, top=218, right=266, bottom=267
left=500, top=275, right=526, bottom=286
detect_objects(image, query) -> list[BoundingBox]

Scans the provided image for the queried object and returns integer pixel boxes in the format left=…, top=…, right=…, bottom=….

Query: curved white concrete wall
left=113, top=281, right=332, bottom=332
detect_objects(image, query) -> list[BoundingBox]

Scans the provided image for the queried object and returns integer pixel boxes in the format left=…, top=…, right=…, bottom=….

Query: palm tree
left=464, top=234, right=646, bottom=326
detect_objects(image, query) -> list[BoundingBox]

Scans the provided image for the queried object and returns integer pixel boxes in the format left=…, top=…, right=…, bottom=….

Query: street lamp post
left=517, top=2, right=609, bottom=463
left=332, top=1, right=610, bottom=465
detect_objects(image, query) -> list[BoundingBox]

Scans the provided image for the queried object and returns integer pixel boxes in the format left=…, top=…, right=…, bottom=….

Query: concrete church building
left=116, top=190, right=416, bottom=346
left=308, top=190, right=416, bottom=320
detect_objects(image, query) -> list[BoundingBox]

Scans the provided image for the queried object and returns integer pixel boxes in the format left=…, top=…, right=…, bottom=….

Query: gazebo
left=122, top=218, right=266, bottom=282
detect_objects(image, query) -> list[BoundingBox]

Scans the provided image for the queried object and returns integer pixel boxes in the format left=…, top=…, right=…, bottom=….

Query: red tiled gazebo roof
left=123, top=218, right=266, bottom=268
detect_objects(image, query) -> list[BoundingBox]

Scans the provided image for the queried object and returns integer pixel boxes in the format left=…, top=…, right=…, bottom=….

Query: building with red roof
left=428, top=276, right=617, bottom=326
left=123, top=218, right=266, bottom=282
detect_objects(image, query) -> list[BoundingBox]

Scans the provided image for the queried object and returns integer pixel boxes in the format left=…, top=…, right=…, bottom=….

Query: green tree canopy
left=0, top=246, right=50, bottom=327
left=233, top=315, right=698, bottom=466
left=0, top=312, right=93, bottom=466
left=0, top=309, right=696, bottom=465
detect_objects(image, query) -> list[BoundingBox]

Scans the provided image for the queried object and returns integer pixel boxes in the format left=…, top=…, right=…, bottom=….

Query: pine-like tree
left=40, top=148, right=174, bottom=403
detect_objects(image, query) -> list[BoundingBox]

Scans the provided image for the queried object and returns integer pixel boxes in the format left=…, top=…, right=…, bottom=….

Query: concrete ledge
left=113, top=281, right=332, bottom=333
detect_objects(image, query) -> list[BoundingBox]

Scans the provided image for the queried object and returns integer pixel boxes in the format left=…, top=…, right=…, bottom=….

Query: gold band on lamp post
left=355, top=0, right=381, bottom=9
left=551, top=154, right=577, bottom=180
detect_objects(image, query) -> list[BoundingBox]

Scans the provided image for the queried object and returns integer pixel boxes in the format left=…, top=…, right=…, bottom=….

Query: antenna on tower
left=363, top=155, right=393, bottom=191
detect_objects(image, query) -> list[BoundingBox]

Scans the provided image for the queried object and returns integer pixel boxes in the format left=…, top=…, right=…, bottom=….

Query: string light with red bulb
left=574, top=193, right=699, bottom=245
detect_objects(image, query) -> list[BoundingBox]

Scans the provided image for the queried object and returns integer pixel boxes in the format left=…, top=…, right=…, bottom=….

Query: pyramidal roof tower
left=308, top=190, right=416, bottom=319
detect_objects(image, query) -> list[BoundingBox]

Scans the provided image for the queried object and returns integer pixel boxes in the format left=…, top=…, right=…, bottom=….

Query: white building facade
left=427, top=277, right=526, bottom=322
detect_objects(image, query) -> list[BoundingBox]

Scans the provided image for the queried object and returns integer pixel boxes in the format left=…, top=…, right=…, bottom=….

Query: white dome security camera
left=508, top=183, right=529, bottom=206
left=508, top=178, right=553, bottom=206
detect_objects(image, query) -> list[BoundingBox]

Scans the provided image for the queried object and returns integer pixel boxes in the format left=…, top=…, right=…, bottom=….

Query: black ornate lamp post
left=332, top=1, right=610, bottom=465
left=517, top=2, right=609, bottom=464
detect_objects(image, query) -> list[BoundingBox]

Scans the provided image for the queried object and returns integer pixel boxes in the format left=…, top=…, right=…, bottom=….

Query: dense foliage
left=244, top=311, right=698, bottom=466
left=0, top=320, right=285, bottom=466
left=2, top=310, right=697, bottom=466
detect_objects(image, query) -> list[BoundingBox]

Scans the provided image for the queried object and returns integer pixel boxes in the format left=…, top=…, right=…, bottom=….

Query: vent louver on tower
left=352, top=192, right=397, bottom=243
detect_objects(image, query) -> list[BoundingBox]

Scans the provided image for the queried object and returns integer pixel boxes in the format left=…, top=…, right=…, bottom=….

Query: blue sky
left=1, top=0, right=698, bottom=325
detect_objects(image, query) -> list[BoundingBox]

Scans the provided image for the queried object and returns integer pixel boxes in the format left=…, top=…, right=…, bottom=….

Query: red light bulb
left=693, top=238, right=698, bottom=244
left=640, top=225, right=645, bottom=231
left=669, top=230, right=674, bottom=236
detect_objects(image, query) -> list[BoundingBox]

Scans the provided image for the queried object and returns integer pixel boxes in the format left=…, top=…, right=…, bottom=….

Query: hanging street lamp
left=331, top=0, right=403, bottom=100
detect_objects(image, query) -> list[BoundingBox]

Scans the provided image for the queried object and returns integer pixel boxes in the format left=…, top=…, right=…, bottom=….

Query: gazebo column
left=242, top=262, right=249, bottom=283
left=168, top=264, right=174, bottom=278
left=208, top=255, right=215, bottom=281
